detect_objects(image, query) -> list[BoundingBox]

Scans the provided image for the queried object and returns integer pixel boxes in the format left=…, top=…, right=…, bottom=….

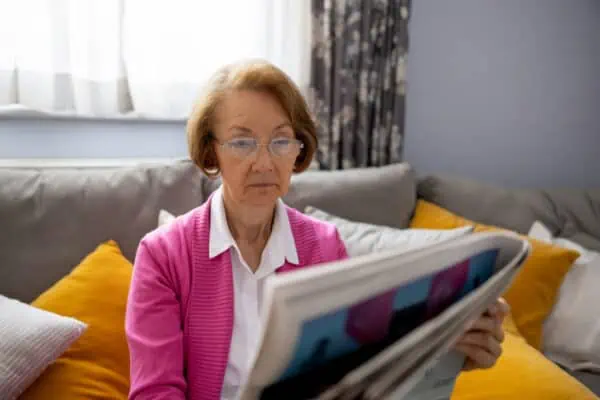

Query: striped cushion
left=0, top=295, right=86, bottom=399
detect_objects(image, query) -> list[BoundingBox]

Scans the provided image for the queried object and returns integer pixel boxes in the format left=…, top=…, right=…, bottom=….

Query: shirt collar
left=209, top=186, right=299, bottom=267
left=209, top=186, right=236, bottom=259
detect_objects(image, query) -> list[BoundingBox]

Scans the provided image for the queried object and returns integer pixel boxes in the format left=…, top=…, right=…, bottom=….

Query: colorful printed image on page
left=260, top=249, right=499, bottom=400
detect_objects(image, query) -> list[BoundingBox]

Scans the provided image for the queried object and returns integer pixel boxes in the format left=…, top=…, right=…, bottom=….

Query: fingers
left=468, top=315, right=505, bottom=343
left=455, top=331, right=503, bottom=370
left=456, top=331, right=503, bottom=359
left=498, top=297, right=510, bottom=314
left=455, top=298, right=510, bottom=371
left=487, top=298, right=510, bottom=322
left=456, top=343, right=501, bottom=370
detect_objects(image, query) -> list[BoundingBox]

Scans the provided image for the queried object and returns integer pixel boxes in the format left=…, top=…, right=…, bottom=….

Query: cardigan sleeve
left=125, top=237, right=186, bottom=399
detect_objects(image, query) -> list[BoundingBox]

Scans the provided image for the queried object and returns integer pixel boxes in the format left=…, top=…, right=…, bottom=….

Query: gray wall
left=403, top=0, right=600, bottom=188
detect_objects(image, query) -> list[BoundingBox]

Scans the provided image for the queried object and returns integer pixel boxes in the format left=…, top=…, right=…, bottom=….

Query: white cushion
left=304, top=206, right=474, bottom=257
left=0, top=294, right=87, bottom=399
left=158, top=209, right=176, bottom=226
left=528, top=221, right=600, bottom=372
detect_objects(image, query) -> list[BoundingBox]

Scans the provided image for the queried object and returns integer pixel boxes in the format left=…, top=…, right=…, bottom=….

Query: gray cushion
left=546, top=191, right=600, bottom=251
left=417, top=174, right=600, bottom=250
left=563, top=232, right=600, bottom=253
left=205, top=163, right=417, bottom=229
left=0, top=160, right=207, bottom=303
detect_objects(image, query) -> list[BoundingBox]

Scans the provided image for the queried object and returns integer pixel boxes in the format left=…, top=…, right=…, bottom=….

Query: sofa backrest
left=417, top=174, right=600, bottom=251
left=0, top=161, right=416, bottom=303
left=0, top=161, right=206, bottom=303
left=203, top=163, right=417, bottom=229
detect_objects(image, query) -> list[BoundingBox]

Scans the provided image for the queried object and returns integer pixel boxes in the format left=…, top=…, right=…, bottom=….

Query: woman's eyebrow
left=228, top=125, right=253, bottom=133
left=273, top=122, right=293, bottom=131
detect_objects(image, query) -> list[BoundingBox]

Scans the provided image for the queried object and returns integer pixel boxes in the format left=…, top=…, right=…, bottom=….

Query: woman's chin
left=245, top=185, right=281, bottom=205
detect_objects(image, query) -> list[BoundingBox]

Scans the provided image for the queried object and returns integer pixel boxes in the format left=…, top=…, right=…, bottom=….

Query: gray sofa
left=1, top=160, right=598, bottom=395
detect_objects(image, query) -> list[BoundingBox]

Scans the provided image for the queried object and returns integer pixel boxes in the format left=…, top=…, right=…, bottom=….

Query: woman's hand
left=454, top=298, right=510, bottom=371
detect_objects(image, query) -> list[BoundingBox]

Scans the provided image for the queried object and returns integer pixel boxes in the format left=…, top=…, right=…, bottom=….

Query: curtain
left=0, top=0, right=311, bottom=119
left=309, top=0, right=411, bottom=170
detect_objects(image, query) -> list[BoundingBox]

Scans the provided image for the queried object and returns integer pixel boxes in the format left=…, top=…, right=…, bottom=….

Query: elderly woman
left=125, top=60, right=509, bottom=400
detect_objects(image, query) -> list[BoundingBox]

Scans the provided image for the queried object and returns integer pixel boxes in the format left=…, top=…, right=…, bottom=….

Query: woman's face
left=212, top=90, right=300, bottom=209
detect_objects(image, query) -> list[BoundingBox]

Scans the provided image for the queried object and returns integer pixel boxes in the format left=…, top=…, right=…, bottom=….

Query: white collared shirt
left=210, top=187, right=299, bottom=400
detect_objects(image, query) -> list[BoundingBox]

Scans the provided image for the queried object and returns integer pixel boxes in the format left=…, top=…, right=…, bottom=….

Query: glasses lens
left=226, top=138, right=257, bottom=158
left=270, top=138, right=299, bottom=157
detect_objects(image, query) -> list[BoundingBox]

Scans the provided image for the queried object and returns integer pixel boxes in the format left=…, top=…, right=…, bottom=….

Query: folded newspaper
left=238, top=231, right=531, bottom=400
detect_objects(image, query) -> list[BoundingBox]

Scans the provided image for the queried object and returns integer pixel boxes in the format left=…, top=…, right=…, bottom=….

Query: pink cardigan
left=125, top=197, right=348, bottom=399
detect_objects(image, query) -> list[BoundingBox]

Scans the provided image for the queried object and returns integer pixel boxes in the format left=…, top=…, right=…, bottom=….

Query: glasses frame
left=212, top=135, right=304, bottom=159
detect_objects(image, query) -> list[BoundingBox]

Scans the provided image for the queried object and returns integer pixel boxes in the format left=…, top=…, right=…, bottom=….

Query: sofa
left=1, top=160, right=599, bottom=398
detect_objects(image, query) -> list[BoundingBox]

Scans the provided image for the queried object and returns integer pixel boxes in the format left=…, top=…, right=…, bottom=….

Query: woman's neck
left=221, top=193, right=275, bottom=245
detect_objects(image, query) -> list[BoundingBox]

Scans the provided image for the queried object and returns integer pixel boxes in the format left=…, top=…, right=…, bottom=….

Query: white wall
left=0, top=117, right=187, bottom=160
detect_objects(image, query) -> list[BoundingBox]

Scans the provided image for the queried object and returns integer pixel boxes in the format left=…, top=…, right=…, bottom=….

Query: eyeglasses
left=215, top=136, right=304, bottom=159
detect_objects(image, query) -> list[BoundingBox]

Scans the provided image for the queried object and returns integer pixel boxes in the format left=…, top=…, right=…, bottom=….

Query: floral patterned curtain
left=309, top=0, right=411, bottom=170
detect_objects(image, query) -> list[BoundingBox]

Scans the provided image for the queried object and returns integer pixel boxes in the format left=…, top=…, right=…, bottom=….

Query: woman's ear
left=204, top=138, right=221, bottom=176
left=293, top=131, right=309, bottom=172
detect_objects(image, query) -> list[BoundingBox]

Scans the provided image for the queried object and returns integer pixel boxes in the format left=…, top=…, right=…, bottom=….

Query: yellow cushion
left=410, top=200, right=580, bottom=349
left=452, top=314, right=599, bottom=400
left=21, top=241, right=131, bottom=399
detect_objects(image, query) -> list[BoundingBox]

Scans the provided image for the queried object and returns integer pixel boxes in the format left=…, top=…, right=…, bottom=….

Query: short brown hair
left=187, top=59, right=318, bottom=176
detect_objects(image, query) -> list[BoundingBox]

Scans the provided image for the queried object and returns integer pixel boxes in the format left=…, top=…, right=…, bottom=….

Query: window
left=0, top=0, right=311, bottom=119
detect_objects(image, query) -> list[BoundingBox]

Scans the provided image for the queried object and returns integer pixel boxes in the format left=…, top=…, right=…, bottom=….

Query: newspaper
left=238, top=231, right=531, bottom=400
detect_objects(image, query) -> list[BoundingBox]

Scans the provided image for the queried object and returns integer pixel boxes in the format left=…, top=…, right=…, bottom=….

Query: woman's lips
left=249, top=183, right=276, bottom=188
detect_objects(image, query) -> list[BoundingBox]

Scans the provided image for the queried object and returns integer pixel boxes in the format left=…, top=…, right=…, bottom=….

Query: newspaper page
left=371, top=265, right=519, bottom=400
left=238, top=232, right=529, bottom=400
left=321, top=240, right=524, bottom=400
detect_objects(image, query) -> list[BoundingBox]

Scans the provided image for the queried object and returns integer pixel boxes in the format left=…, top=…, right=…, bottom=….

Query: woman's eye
left=231, top=139, right=255, bottom=149
left=272, top=138, right=291, bottom=146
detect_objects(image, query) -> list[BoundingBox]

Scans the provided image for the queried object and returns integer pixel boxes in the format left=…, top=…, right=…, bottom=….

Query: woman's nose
left=251, top=144, right=274, bottom=172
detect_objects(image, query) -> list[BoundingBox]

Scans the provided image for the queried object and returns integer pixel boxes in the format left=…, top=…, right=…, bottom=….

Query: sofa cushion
left=0, top=160, right=206, bottom=303
left=566, top=371, right=600, bottom=397
left=529, top=221, right=600, bottom=373
left=204, top=163, right=417, bottom=229
left=20, top=240, right=131, bottom=400
left=303, top=206, right=473, bottom=257
left=416, top=174, right=600, bottom=251
left=451, top=314, right=598, bottom=400
left=410, top=200, right=580, bottom=350
left=549, top=191, right=600, bottom=251
left=0, top=295, right=86, bottom=399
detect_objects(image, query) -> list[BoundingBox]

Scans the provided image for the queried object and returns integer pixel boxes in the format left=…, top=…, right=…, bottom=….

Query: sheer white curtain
left=0, top=0, right=311, bottom=119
